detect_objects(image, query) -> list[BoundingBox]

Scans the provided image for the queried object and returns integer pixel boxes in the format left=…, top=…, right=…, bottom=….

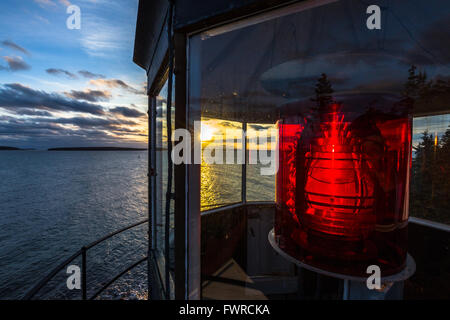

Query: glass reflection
left=200, top=118, right=242, bottom=210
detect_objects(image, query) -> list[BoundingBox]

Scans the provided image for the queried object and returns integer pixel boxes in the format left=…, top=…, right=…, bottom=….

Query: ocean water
left=0, top=150, right=276, bottom=300
left=201, top=160, right=276, bottom=210
left=0, top=151, right=148, bottom=300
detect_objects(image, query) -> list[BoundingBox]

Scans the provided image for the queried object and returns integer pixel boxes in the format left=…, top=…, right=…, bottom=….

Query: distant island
left=0, top=146, right=32, bottom=150
left=48, top=147, right=147, bottom=151
left=0, top=146, right=21, bottom=150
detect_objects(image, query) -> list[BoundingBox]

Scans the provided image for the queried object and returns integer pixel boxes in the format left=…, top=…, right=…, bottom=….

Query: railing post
left=81, top=246, right=87, bottom=300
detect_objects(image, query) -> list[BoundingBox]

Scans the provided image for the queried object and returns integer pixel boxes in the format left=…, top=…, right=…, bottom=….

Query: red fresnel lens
left=275, top=93, right=412, bottom=276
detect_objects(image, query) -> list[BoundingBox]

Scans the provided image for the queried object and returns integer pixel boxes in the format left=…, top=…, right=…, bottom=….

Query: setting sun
left=200, top=123, right=215, bottom=141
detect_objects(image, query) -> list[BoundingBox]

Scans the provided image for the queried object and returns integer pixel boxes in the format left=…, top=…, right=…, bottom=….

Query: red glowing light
left=299, top=103, right=376, bottom=238
left=275, top=94, right=412, bottom=276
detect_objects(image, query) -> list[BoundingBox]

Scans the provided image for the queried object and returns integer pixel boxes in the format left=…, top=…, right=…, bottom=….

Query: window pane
left=201, top=118, right=242, bottom=210
left=411, top=115, right=450, bottom=224
left=155, top=81, right=175, bottom=293
left=246, top=123, right=276, bottom=202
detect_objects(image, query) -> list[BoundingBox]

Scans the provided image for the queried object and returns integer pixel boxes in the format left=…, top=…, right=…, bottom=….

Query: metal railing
left=23, top=219, right=149, bottom=300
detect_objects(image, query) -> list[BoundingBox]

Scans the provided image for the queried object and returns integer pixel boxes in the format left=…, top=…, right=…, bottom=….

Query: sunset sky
left=0, top=0, right=147, bottom=149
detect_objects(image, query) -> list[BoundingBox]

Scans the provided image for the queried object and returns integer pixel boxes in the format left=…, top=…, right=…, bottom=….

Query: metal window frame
left=174, top=32, right=191, bottom=300
left=148, top=63, right=172, bottom=300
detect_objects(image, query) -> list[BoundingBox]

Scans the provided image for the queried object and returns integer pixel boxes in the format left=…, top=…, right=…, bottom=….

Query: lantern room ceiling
left=133, top=0, right=299, bottom=73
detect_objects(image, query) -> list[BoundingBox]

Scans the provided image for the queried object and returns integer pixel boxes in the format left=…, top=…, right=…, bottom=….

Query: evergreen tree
left=411, top=131, right=435, bottom=218
left=403, top=65, right=427, bottom=99
left=312, top=73, right=334, bottom=111
left=411, top=128, right=450, bottom=224
left=435, top=127, right=450, bottom=222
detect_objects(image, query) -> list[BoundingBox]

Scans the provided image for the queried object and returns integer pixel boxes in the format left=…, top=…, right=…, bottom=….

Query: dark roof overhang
left=133, top=0, right=298, bottom=72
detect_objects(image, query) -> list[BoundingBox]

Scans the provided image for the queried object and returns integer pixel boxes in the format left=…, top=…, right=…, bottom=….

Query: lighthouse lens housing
left=276, top=93, right=412, bottom=276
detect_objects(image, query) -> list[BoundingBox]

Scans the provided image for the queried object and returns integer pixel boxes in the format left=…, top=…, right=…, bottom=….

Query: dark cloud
left=352, top=78, right=404, bottom=93
left=0, top=83, right=105, bottom=115
left=50, top=116, right=137, bottom=129
left=46, top=68, right=77, bottom=79
left=248, top=124, right=268, bottom=131
left=0, top=82, right=148, bottom=148
left=110, top=127, right=143, bottom=133
left=1, top=40, right=30, bottom=56
left=142, top=82, right=148, bottom=94
left=0, top=115, right=137, bottom=130
left=64, top=89, right=111, bottom=102
left=218, top=121, right=242, bottom=129
left=78, top=70, right=105, bottom=79
left=0, top=117, right=146, bottom=150
left=405, top=14, right=450, bottom=66
left=0, top=115, right=141, bottom=139
left=89, top=79, right=143, bottom=94
left=0, top=117, right=65, bottom=136
left=1, top=56, right=31, bottom=71
left=3, top=108, right=54, bottom=117
left=110, top=106, right=146, bottom=118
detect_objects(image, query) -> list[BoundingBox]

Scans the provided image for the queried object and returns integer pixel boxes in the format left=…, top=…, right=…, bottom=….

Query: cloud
left=406, top=14, right=450, bottom=65
left=78, top=70, right=105, bottom=79
left=46, top=68, right=77, bottom=79
left=59, top=0, right=71, bottom=6
left=0, top=120, right=63, bottom=137
left=33, top=0, right=57, bottom=7
left=110, top=106, right=146, bottom=118
left=5, top=108, right=54, bottom=117
left=64, top=89, right=111, bottom=102
left=0, top=114, right=146, bottom=149
left=80, top=17, right=124, bottom=56
left=218, top=121, right=243, bottom=129
left=89, top=78, right=142, bottom=94
left=1, top=56, right=31, bottom=71
left=0, top=115, right=138, bottom=131
left=35, top=15, right=50, bottom=24
left=33, top=0, right=71, bottom=8
left=0, top=115, right=143, bottom=143
left=48, top=116, right=137, bottom=128
left=1, top=40, right=30, bottom=56
left=248, top=124, right=271, bottom=131
left=0, top=83, right=105, bottom=115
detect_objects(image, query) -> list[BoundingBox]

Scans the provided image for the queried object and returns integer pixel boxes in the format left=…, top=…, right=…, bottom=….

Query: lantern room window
left=183, top=0, right=450, bottom=300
